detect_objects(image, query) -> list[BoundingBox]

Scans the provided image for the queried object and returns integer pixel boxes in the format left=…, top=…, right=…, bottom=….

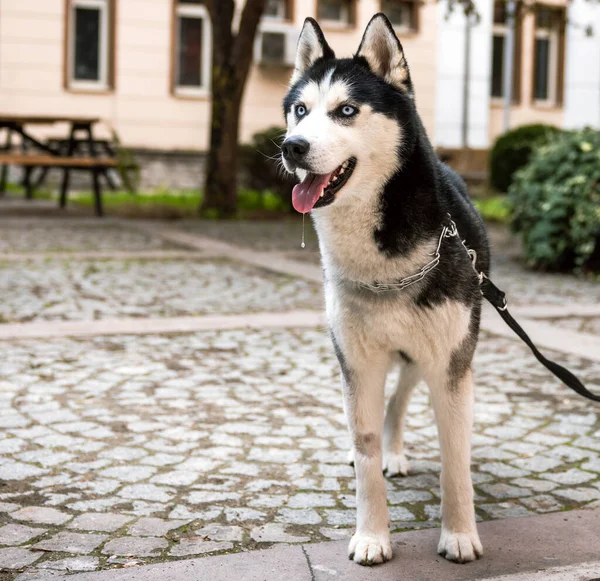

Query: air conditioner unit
left=254, top=24, right=298, bottom=67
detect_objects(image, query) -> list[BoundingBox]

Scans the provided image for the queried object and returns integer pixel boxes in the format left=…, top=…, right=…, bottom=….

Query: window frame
left=380, top=0, right=419, bottom=34
left=66, top=0, right=113, bottom=92
left=317, top=0, right=355, bottom=30
left=490, top=20, right=509, bottom=102
left=263, top=0, right=293, bottom=22
left=489, top=0, right=522, bottom=105
left=172, top=1, right=212, bottom=98
left=533, top=7, right=560, bottom=107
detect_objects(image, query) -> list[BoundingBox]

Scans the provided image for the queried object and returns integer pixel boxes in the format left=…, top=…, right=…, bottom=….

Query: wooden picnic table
left=0, top=114, right=118, bottom=216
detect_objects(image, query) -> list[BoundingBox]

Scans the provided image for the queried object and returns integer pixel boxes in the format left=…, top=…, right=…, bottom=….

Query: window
left=490, top=1, right=521, bottom=102
left=533, top=7, right=564, bottom=105
left=381, top=0, right=417, bottom=32
left=264, top=0, right=292, bottom=21
left=67, top=0, right=114, bottom=91
left=317, top=0, right=354, bottom=28
left=173, top=0, right=211, bottom=96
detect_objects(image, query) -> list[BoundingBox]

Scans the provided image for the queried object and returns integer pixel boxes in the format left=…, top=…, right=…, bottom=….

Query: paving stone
left=196, top=524, right=243, bottom=542
left=170, top=539, right=233, bottom=557
left=320, top=527, right=353, bottom=540
left=389, top=506, right=416, bottom=521
left=582, top=457, right=600, bottom=472
left=479, top=503, right=533, bottom=519
left=0, top=547, right=43, bottom=569
left=102, top=536, right=168, bottom=557
left=0, top=502, right=20, bottom=513
left=12, top=506, right=72, bottom=525
left=478, top=462, right=530, bottom=478
left=276, top=509, right=322, bottom=525
left=0, top=461, right=47, bottom=480
left=98, top=465, right=157, bottom=482
left=521, top=495, right=564, bottom=513
left=247, top=494, right=289, bottom=508
left=250, top=523, right=310, bottom=544
left=511, top=478, right=558, bottom=492
left=479, top=483, right=532, bottom=499
left=248, top=447, right=302, bottom=464
left=34, top=532, right=107, bottom=554
left=68, top=513, right=132, bottom=533
left=553, top=487, right=600, bottom=502
left=510, top=455, right=563, bottom=473
left=541, top=469, right=596, bottom=486
left=37, top=556, right=99, bottom=571
left=128, top=518, right=189, bottom=537
left=187, top=491, right=241, bottom=504
left=287, top=493, right=335, bottom=508
left=324, top=510, right=356, bottom=526
left=0, top=523, right=46, bottom=545
left=224, top=508, right=266, bottom=522
left=117, top=484, right=174, bottom=502
left=150, top=470, right=200, bottom=486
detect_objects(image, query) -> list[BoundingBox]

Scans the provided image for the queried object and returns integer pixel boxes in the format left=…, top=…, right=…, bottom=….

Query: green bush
left=490, top=124, right=562, bottom=192
left=509, top=128, right=600, bottom=272
left=239, top=126, right=295, bottom=212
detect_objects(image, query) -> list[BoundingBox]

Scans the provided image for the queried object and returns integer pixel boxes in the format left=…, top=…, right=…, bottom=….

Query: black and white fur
left=282, top=14, right=490, bottom=566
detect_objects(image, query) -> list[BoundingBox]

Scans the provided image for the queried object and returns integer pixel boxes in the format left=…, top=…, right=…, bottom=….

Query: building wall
left=0, top=0, right=437, bottom=152
left=434, top=0, right=494, bottom=149
left=564, top=0, right=600, bottom=129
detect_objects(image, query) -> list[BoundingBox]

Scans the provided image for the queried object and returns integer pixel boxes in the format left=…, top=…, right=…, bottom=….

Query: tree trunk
left=200, top=0, right=267, bottom=218
left=202, top=66, right=241, bottom=218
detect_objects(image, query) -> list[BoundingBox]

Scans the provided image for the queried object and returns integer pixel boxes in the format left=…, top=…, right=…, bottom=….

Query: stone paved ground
left=0, top=258, right=321, bottom=323
left=0, top=222, right=182, bottom=254
left=0, top=215, right=598, bottom=580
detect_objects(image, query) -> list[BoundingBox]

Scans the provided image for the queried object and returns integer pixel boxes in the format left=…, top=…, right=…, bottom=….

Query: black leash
left=348, top=214, right=599, bottom=402
left=480, top=275, right=600, bottom=403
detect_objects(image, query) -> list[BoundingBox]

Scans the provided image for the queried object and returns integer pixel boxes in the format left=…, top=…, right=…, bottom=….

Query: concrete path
left=42, top=509, right=600, bottom=580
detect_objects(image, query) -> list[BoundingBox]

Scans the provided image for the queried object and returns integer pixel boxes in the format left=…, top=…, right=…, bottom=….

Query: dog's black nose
left=282, top=137, right=310, bottom=163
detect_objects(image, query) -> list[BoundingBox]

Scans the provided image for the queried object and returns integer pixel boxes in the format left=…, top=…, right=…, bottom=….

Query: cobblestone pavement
left=0, top=216, right=598, bottom=579
left=0, top=223, right=182, bottom=254
left=543, top=316, right=600, bottom=335
left=1, top=330, right=599, bottom=579
left=176, top=220, right=321, bottom=253
left=0, top=259, right=321, bottom=323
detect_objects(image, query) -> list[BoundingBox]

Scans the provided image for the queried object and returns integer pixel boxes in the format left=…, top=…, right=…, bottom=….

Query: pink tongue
left=292, top=172, right=333, bottom=214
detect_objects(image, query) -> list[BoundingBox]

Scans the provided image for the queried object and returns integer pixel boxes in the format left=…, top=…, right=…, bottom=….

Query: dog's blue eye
left=341, top=105, right=357, bottom=117
left=296, top=105, right=307, bottom=117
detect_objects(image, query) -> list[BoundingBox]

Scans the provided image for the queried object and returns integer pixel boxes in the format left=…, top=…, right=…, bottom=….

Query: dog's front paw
left=437, top=528, right=482, bottom=563
left=348, top=531, right=392, bottom=566
left=383, top=452, right=410, bottom=477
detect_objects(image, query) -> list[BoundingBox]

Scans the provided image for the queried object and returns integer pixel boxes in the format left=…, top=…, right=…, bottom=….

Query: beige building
left=0, top=0, right=599, bottom=179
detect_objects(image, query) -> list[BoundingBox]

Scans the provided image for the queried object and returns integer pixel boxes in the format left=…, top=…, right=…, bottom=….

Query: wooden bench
left=0, top=154, right=118, bottom=216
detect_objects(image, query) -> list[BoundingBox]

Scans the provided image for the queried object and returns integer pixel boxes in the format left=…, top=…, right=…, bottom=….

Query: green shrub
left=490, top=124, right=562, bottom=192
left=239, top=126, right=295, bottom=212
left=509, top=128, right=600, bottom=272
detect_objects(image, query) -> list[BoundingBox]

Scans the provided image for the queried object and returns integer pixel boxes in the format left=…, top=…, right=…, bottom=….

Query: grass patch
left=5, top=184, right=291, bottom=219
left=473, top=195, right=512, bottom=224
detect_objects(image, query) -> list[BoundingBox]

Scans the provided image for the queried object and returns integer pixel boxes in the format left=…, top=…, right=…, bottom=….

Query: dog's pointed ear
left=291, top=18, right=335, bottom=85
left=356, top=13, right=413, bottom=95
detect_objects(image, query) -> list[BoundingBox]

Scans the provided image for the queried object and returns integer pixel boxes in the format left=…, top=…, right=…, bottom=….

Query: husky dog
left=281, top=14, right=490, bottom=566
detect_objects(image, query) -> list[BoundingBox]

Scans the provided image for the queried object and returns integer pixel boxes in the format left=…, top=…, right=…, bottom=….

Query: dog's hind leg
left=340, top=346, right=392, bottom=566
left=427, top=366, right=482, bottom=563
left=382, top=362, right=421, bottom=477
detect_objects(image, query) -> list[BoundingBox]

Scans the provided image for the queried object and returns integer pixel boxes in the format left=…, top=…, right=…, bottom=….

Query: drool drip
left=301, top=213, right=306, bottom=249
